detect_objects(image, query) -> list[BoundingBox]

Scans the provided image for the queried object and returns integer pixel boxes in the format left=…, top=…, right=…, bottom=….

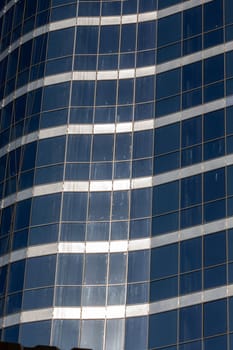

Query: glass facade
left=0, top=0, right=233, bottom=349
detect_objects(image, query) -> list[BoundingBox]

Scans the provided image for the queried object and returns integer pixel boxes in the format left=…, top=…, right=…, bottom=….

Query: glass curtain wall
left=0, top=0, right=233, bottom=349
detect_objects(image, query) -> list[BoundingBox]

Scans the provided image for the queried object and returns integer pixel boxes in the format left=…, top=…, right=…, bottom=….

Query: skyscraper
left=0, top=0, right=233, bottom=349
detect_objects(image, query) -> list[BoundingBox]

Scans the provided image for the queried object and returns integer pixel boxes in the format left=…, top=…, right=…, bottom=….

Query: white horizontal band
left=1, top=39, right=231, bottom=109
left=0, top=214, right=232, bottom=270
left=1, top=152, right=233, bottom=210
left=0, top=0, right=212, bottom=66
left=0, top=94, right=230, bottom=161
left=0, top=283, right=231, bottom=328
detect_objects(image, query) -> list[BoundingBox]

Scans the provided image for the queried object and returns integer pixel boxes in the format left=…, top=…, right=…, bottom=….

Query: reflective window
left=151, top=244, right=178, bottom=279
left=204, top=299, right=227, bottom=336
left=47, top=27, right=75, bottom=59
left=57, top=254, right=83, bottom=285
left=25, top=255, right=56, bottom=288
left=20, top=321, right=51, bottom=347
left=31, top=193, right=61, bottom=225
left=84, top=254, right=107, bottom=285
left=149, top=310, right=177, bottom=348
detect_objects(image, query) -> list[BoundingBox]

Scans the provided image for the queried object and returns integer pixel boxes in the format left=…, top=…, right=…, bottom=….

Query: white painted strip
left=0, top=94, right=231, bottom=161
left=0, top=216, right=232, bottom=269
left=0, top=283, right=232, bottom=327
left=1, top=153, right=233, bottom=210
left=0, top=0, right=213, bottom=67
left=1, top=37, right=231, bottom=109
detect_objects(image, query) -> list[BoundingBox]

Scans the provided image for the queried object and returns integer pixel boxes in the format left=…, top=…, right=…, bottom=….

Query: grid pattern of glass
left=1, top=0, right=233, bottom=349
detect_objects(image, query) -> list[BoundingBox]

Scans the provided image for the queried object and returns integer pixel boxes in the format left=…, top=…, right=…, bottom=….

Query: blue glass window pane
left=179, top=305, right=202, bottom=341
left=156, top=94, right=180, bottom=117
left=3, top=326, right=19, bottom=343
left=96, top=80, right=117, bottom=106
left=112, top=191, right=129, bottom=220
left=55, top=286, right=81, bottom=307
left=204, top=138, right=225, bottom=160
left=31, top=193, right=61, bottom=225
left=91, top=162, right=112, bottom=180
left=57, top=254, right=83, bottom=285
left=151, top=244, right=178, bottom=279
left=136, top=76, right=155, bottom=103
left=20, top=321, right=51, bottom=347
left=152, top=211, right=179, bottom=235
left=204, top=199, right=226, bottom=222
left=157, top=42, right=181, bottom=64
left=204, top=109, right=225, bottom=141
left=108, top=253, right=126, bottom=284
left=180, top=341, right=202, bottom=350
left=6, top=292, right=22, bottom=315
left=204, top=299, right=227, bottom=336
left=228, top=229, right=233, bottom=261
left=107, top=285, right=126, bottom=305
left=204, top=0, right=223, bottom=31
left=92, top=134, right=114, bottom=161
left=0, top=266, right=7, bottom=297
left=118, top=79, right=134, bottom=105
left=204, top=231, right=226, bottom=267
left=25, top=255, right=56, bottom=288
left=99, top=26, right=119, bottom=53
left=14, top=199, right=31, bottom=230
left=35, top=165, right=63, bottom=185
left=150, top=276, right=178, bottom=301
left=183, top=61, right=202, bottom=91
left=155, top=123, right=180, bottom=154
left=65, top=163, right=90, bottom=181
left=47, top=27, right=75, bottom=58
left=158, top=13, right=181, bottom=46
left=67, top=135, right=91, bottom=162
left=204, top=264, right=226, bottom=288
left=180, top=205, right=202, bottom=229
left=180, top=270, right=202, bottom=295
left=87, top=222, right=109, bottom=241
left=204, top=335, right=227, bottom=350
left=204, top=28, right=223, bottom=49
left=115, top=133, right=132, bottom=161
left=127, top=282, right=149, bottom=304
left=8, top=260, right=25, bottom=293
left=29, top=224, right=58, bottom=245
left=226, top=0, right=233, bottom=24
left=84, top=254, right=107, bottom=285
left=72, top=81, right=95, bottom=106
left=156, top=69, right=181, bottom=99
left=128, top=250, right=149, bottom=283
left=149, top=310, right=177, bottom=348
left=62, top=192, right=87, bottom=221
left=80, top=320, right=104, bottom=350
left=204, top=168, right=225, bottom=202
left=183, top=6, right=202, bottom=38
left=23, top=288, right=54, bottom=310
left=42, top=82, right=70, bottom=111
left=153, top=181, right=179, bottom=215
left=133, top=130, right=153, bottom=159
left=137, top=21, right=156, bottom=50
left=154, top=151, right=180, bottom=174
left=89, top=192, right=111, bottom=221
left=53, top=319, right=79, bottom=350
left=180, top=237, right=202, bottom=273
left=204, top=54, right=224, bottom=85
left=76, top=26, right=98, bottom=54
left=125, top=317, right=148, bottom=350
left=105, top=319, right=124, bottom=350
left=120, top=24, right=136, bottom=52
left=181, top=175, right=202, bottom=208
left=131, top=188, right=152, bottom=219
